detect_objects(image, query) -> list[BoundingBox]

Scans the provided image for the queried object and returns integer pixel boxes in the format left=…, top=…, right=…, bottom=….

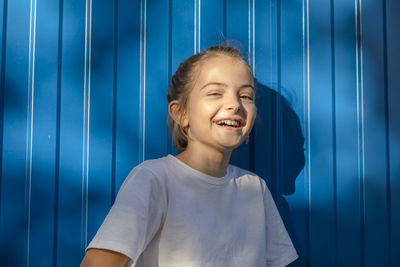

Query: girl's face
left=182, top=55, right=257, bottom=154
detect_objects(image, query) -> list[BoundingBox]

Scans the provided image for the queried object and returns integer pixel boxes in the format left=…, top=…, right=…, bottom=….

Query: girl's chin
left=217, top=141, right=244, bottom=151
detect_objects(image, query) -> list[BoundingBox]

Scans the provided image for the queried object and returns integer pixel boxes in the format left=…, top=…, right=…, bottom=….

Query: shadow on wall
left=253, top=82, right=306, bottom=264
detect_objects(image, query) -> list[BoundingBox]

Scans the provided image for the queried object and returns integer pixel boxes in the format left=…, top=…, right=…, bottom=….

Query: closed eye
left=207, top=92, right=222, bottom=96
left=240, top=95, right=254, bottom=101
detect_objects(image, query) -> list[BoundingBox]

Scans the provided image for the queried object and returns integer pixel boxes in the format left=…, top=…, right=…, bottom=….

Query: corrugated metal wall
left=0, top=0, right=399, bottom=266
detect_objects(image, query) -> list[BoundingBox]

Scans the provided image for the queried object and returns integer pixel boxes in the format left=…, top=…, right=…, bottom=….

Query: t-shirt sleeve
left=86, top=166, right=167, bottom=263
left=263, top=183, right=298, bottom=267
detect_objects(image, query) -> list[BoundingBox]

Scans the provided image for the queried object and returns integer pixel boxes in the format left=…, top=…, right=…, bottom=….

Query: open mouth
left=215, top=119, right=243, bottom=129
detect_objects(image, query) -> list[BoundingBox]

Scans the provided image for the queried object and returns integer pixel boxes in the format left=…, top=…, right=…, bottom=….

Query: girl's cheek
left=243, top=103, right=256, bottom=113
left=203, top=102, right=219, bottom=111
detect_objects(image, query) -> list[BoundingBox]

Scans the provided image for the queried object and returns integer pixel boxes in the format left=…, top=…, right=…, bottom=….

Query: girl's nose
left=225, top=94, right=241, bottom=112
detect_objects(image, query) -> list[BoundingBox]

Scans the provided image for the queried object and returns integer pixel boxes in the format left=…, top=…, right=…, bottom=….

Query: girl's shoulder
left=119, top=156, right=172, bottom=192
left=136, top=155, right=172, bottom=174
left=228, top=164, right=268, bottom=187
left=228, top=164, right=258, bottom=177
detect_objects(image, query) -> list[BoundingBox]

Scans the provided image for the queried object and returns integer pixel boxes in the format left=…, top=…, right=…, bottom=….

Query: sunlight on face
left=184, top=55, right=257, bottom=153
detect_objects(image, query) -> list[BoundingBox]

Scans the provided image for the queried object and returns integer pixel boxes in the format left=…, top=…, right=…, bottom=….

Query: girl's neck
left=176, top=145, right=232, bottom=178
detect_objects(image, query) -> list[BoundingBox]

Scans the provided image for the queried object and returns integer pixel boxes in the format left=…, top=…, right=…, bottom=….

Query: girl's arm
left=80, top=248, right=130, bottom=267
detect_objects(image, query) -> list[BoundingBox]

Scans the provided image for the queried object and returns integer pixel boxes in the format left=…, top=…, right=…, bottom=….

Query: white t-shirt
left=87, top=155, right=298, bottom=267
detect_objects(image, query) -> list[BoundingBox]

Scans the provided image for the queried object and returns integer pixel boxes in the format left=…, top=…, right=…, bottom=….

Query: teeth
left=216, top=120, right=240, bottom=127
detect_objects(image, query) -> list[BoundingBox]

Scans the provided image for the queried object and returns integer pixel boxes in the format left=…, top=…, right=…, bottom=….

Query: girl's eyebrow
left=200, top=82, right=254, bottom=91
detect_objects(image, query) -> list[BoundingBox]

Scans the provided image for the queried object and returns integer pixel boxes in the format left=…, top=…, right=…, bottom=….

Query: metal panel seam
left=248, top=0, right=250, bottom=64
left=194, top=0, right=196, bottom=54
left=252, top=0, right=255, bottom=75
left=194, top=0, right=200, bottom=53
left=167, top=0, right=172, bottom=155
left=53, top=0, right=64, bottom=265
left=139, top=0, right=147, bottom=162
left=355, top=0, right=366, bottom=264
left=302, top=0, right=311, bottom=264
left=330, top=0, right=338, bottom=265
left=199, top=0, right=201, bottom=52
left=0, top=0, right=8, bottom=222
left=25, top=0, right=37, bottom=265
left=382, top=0, right=392, bottom=264
left=81, top=0, right=92, bottom=255
left=111, top=0, right=118, bottom=204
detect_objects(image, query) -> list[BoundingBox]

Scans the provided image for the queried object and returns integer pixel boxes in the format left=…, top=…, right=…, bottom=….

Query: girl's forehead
left=197, top=56, right=253, bottom=82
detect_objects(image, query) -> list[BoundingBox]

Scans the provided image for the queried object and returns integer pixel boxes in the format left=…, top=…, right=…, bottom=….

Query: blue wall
left=0, top=0, right=399, bottom=266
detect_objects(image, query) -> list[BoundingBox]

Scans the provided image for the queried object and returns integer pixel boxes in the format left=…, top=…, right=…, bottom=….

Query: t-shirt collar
left=167, top=154, right=232, bottom=185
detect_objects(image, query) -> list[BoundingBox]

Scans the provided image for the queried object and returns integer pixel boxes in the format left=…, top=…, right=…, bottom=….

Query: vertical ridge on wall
left=198, top=0, right=201, bottom=52
left=0, top=0, right=8, bottom=218
left=193, top=0, right=201, bottom=54
left=223, top=0, right=226, bottom=38
left=275, top=0, right=282, bottom=203
left=386, top=0, right=400, bottom=264
left=248, top=0, right=255, bottom=173
left=382, top=0, right=392, bottom=264
left=248, top=0, right=255, bottom=73
left=268, top=0, right=276, bottom=86
left=194, top=0, right=196, bottom=53
left=24, top=0, right=37, bottom=265
left=167, top=0, right=172, bottom=155
left=302, top=0, right=311, bottom=264
left=330, top=0, right=338, bottom=265
left=273, top=0, right=283, bottom=207
left=354, top=0, right=366, bottom=264
left=252, top=0, right=255, bottom=74
left=53, top=0, right=64, bottom=265
left=248, top=0, right=251, bottom=66
left=139, top=0, right=146, bottom=162
left=81, top=0, right=92, bottom=254
left=111, top=0, right=118, bottom=204
left=194, top=0, right=200, bottom=53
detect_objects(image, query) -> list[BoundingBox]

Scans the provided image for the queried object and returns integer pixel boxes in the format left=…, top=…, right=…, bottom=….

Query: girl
left=81, top=46, right=298, bottom=267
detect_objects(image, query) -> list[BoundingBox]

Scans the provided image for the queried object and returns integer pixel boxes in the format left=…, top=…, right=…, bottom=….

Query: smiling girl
left=81, top=46, right=298, bottom=267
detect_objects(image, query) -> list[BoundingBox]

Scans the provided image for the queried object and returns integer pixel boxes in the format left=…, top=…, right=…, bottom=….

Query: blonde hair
left=167, top=45, right=254, bottom=152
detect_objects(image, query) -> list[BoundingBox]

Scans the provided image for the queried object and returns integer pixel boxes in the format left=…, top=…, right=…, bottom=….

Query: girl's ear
left=168, top=100, right=189, bottom=127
